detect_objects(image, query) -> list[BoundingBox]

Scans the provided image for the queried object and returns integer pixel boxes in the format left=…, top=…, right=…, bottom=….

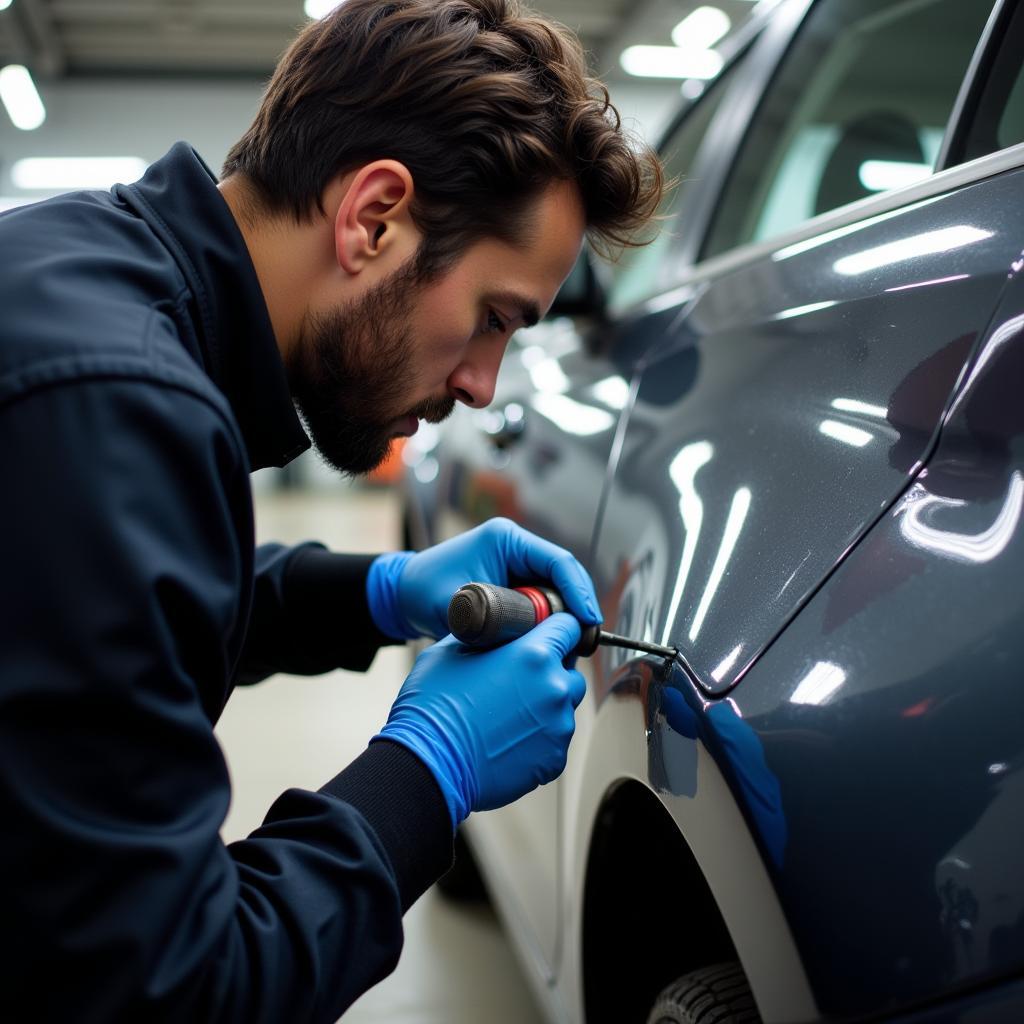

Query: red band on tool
left=515, top=586, right=550, bottom=624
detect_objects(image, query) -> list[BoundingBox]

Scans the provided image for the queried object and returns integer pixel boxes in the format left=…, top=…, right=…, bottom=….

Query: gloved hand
left=365, top=518, right=602, bottom=641
left=373, top=613, right=586, bottom=827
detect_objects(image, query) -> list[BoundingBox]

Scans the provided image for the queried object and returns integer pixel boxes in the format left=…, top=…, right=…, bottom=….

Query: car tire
left=646, top=962, right=760, bottom=1024
left=435, top=828, right=489, bottom=903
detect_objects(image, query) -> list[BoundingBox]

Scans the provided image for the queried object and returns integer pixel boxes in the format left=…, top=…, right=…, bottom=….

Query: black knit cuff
left=284, top=547, right=405, bottom=674
left=320, top=740, right=454, bottom=910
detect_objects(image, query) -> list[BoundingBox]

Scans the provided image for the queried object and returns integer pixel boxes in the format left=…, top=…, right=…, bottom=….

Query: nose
left=447, top=337, right=504, bottom=408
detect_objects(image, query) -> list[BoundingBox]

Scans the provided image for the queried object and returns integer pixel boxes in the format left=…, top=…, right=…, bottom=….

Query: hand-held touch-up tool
left=447, top=582, right=678, bottom=661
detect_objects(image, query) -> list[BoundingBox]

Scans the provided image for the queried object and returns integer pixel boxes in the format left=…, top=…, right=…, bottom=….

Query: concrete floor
left=215, top=484, right=545, bottom=1024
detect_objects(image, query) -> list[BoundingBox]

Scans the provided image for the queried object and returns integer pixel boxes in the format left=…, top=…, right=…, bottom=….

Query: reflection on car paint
left=896, top=472, right=1023, bottom=564
left=649, top=669, right=788, bottom=869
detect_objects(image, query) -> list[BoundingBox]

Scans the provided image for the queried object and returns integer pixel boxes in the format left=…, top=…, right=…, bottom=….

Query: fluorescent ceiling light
left=305, top=0, right=346, bottom=18
left=672, top=6, right=731, bottom=50
left=11, top=156, right=147, bottom=190
left=620, top=45, right=723, bottom=80
left=0, top=1, right=12, bottom=11
left=0, top=64, right=46, bottom=131
left=858, top=159, right=931, bottom=192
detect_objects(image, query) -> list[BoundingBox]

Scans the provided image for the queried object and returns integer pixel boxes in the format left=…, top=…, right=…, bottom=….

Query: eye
left=485, top=310, right=507, bottom=334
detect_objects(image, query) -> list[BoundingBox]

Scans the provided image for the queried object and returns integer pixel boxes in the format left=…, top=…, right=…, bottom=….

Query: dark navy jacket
left=0, top=143, right=451, bottom=1022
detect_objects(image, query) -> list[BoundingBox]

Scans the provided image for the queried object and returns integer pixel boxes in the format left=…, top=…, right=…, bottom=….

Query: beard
left=288, top=258, right=455, bottom=476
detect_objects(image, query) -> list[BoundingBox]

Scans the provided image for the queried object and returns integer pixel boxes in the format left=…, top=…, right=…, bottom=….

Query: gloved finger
left=503, top=522, right=602, bottom=625
left=525, top=612, right=582, bottom=660
left=431, top=633, right=462, bottom=649
left=566, top=668, right=587, bottom=708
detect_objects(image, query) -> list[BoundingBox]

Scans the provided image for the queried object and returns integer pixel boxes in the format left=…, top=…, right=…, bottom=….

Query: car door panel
left=455, top=304, right=693, bottom=973
left=593, top=169, right=1024, bottom=700
left=715, top=263, right=1024, bottom=1017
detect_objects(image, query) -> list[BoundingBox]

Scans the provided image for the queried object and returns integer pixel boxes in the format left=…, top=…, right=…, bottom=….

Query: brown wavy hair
left=223, top=0, right=664, bottom=275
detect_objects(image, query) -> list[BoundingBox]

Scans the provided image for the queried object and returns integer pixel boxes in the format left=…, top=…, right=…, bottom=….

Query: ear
left=334, top=160, right=416, bottom=275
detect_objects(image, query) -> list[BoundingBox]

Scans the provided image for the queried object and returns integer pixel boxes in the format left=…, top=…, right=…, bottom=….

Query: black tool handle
left=447, top=582, right=601, bottom=656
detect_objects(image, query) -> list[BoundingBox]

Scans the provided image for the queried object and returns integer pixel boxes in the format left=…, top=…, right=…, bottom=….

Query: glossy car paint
left=595, top=170, right=1024, bottom=698
left=714, top=264, right=1024, bottom=1016
left=404, top=1, right=1024, bottom=1020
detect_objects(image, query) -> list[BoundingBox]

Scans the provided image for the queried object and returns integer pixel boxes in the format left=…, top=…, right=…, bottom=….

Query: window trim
left=687, top=138, right=1024, bottom=287
left=599, top=0, right=812, bottom=318
left=695, top=0, right=1003, bottom=266
left=669, top=0, right=814, bottom=273
left=936, top=0, right=1016, bottom=170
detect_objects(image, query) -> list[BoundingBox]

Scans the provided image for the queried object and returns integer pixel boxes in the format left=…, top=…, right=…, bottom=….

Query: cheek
left=414, top=330, right=471, bottom=383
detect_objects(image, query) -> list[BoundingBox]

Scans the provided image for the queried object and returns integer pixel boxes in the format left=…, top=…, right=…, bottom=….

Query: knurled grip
left=448, top=582, right=600, bottom=656
left=448, top=582, right=543, bottom=647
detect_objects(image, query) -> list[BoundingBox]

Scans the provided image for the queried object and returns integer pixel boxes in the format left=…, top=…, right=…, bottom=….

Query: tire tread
left=647, top=962, right=761, bottom=1024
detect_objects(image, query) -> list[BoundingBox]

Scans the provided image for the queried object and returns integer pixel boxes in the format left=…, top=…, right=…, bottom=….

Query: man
left=0, top=0, right=662, bottom=1019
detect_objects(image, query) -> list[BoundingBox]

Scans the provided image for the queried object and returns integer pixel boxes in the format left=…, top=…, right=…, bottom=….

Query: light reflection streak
left=590, top=375, right=631, bottom=410
left=771, top=195, right=945, bottom=262
left=885, top=273, right=969, bottom=293
left=833, top=226, right=992, bottom=276
left=773, top=300, right=839, bottom=321
left=791, top=661, right=847, bottom=705
left=661, top=441, right=714, bottom=646
left=820, top=419, right=872, bottom=447
left=528, top=358, right=570, bottom=394
left=949, top=313, right=1024, bottom=418
left=689, top=486, right=751, bottom=642
left=710, top=643, right=743, bottom=683
left=831, top=397, right=888, bottom=418
left=533, top=393, right=615, bottom=436
left=899, top=471, right=1023, bottom=564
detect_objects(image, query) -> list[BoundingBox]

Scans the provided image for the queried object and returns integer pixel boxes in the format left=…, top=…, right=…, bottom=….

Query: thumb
left=529, top=612, right=582, bottom=659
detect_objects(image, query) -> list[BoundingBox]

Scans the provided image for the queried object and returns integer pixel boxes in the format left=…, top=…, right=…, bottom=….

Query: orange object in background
left=367, top=437, right=406, bottom=486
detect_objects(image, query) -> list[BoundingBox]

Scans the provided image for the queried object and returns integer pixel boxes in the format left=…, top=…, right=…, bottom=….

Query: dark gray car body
left=402, top=1, right=1024, bottom=1020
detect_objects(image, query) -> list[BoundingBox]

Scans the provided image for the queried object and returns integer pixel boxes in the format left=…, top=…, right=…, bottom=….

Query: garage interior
left=0, top=2, right=790, bottom=1022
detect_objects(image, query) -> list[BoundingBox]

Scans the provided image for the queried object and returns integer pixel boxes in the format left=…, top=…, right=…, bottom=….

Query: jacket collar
left=119, top=142, right=310, bottom=471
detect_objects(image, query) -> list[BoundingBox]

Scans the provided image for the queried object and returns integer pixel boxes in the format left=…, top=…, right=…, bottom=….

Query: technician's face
left=289, top=180, right=585, bottom=476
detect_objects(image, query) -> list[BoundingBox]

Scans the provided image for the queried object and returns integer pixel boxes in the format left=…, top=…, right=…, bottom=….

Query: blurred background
left=0, top=1, right=765, bottom=1020
left=0, top=0, right=766, bottom=490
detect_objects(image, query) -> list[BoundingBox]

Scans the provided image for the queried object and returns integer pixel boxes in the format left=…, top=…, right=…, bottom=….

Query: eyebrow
left=487, top=291, right=541, bottom=330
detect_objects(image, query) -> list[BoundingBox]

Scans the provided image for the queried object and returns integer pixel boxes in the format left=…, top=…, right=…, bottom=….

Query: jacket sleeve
left=236, top=543, right=404, bottom=685
left=0, top=378, right=452, bottom=1024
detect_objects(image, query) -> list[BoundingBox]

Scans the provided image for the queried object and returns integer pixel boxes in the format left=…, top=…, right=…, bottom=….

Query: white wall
left=0, top=78, right=265, bottom=198
left=0, top=76, right=678, bottom=201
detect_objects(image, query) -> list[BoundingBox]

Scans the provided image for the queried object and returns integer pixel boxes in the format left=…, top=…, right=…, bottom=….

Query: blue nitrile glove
left=373, top=613, right=586, bottom=827
left=366, top=517, right=602, bottom=642
left=365, top=551, right=417, bottom=639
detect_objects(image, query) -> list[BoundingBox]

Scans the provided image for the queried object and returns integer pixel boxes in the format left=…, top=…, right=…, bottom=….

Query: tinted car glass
left=606, top=60, right=739, bottom=313
left=702, top=0, right=994, bottom=259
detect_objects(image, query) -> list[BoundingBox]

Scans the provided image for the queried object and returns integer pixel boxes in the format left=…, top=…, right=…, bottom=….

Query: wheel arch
left=581, top=779, right=739, bottom=1024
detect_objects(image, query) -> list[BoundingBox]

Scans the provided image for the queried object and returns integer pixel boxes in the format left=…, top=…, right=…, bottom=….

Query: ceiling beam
left=10, top=0, right=66, bottom=77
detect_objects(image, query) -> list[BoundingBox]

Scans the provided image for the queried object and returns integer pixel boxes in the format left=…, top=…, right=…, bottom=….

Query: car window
left=959, top=1, right=1024, bottom=162
left=606, top=58, right=741, bottom=313
left=702, top=0, right=995, bottom=260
